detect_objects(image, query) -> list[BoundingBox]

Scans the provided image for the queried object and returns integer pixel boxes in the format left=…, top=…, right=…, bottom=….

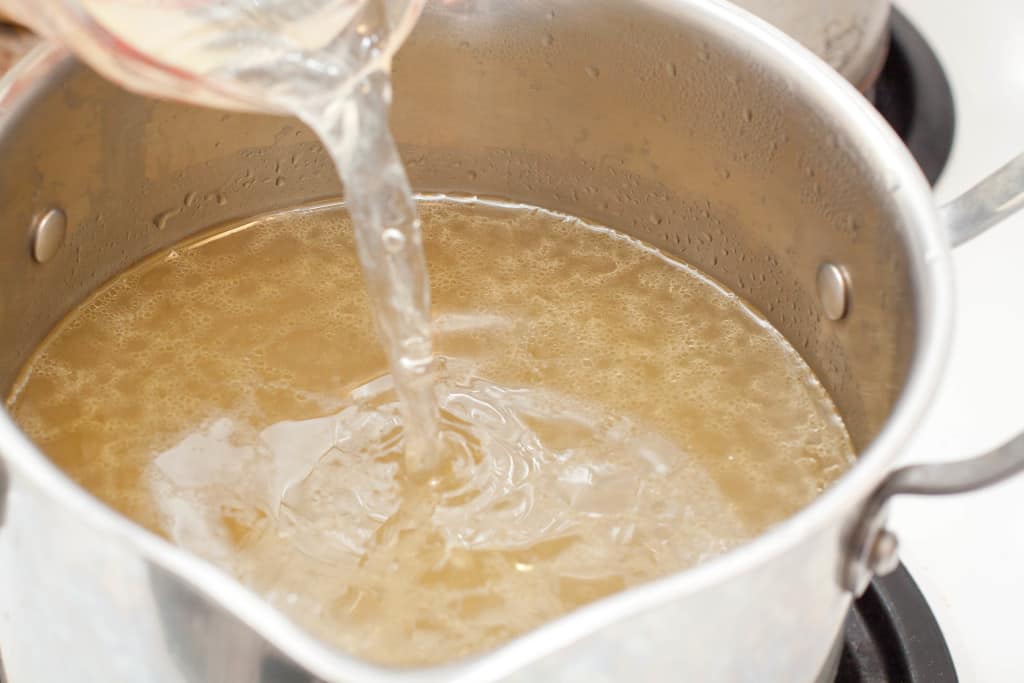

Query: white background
left=889, top=1, right=1024, bottom=681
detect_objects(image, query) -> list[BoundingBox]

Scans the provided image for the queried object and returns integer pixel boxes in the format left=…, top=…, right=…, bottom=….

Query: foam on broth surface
left=7, top=198, right=854, bottom=666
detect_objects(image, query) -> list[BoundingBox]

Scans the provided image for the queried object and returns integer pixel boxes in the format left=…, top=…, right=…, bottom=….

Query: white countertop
left=890, top=1, right=1024, bottom=681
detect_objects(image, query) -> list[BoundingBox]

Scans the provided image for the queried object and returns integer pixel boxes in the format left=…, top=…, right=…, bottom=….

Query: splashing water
left=7, top=199, right=857, bottom=664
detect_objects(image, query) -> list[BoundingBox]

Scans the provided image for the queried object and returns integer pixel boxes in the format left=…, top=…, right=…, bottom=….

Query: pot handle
left=941, top=153, right=1024, bottom=246
left=844, top=153, right=1024, bottom=595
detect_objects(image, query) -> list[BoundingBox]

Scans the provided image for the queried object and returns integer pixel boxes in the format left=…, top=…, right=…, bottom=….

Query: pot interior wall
left=0, top=0, right=917, bottom=451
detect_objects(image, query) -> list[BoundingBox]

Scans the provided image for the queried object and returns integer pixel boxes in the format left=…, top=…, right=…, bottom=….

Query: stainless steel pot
left=0, top=1, right=1022, bottom=681
left=731, top=0, right=891, bottom=89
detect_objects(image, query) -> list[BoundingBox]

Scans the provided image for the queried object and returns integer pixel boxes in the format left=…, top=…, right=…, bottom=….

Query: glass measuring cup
left=0, top=0, right=425, bottom=112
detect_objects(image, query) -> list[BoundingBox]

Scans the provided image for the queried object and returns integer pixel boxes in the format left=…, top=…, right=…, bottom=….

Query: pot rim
left=0, top=1, right=953, bottom=679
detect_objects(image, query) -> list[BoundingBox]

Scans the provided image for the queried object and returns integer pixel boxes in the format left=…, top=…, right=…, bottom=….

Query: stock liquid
left=7, top=199, right=854, bottom=666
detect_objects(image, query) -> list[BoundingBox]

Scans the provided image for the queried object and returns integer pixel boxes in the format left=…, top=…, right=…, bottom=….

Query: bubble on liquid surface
left=381, top=227, right=406, bottom=253
left=7, top=198, right=855, bottom=667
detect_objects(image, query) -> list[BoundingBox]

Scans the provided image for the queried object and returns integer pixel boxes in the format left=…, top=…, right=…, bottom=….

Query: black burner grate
left=838, top=565, right=958, bottom=682
left=868, top=8, right=956, bottom=185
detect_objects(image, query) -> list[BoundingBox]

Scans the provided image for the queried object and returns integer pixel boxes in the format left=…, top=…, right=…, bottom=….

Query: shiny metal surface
left=0, top=451, right=6, bottom=527
left=0, top=0, right=1004, bottom=680
left=842, top=157, right=1024, bottom=595
left=815, top=631, right=845, bottom=683
left=941, top=153, right=1024, bottom=246
left=816, top=263, right=850, bottom=321
left=29, top=206, right=66, bottom=263
left=845, top=423, right=1024, bottom=595
left=731, top=0, right=891, bottom=89
left=866, top=528, right=900, bottom=577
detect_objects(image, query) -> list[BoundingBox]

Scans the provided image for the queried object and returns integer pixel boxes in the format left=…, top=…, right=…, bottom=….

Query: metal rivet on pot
left=31, top=208, right=68, bottom=264
left=867, top=528, right=900, bottom=577
left=816, top=263, right=849, bottom=321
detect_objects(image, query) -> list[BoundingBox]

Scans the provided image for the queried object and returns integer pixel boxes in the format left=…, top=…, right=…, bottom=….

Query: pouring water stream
left=12, top=0, right=444, bottom=472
